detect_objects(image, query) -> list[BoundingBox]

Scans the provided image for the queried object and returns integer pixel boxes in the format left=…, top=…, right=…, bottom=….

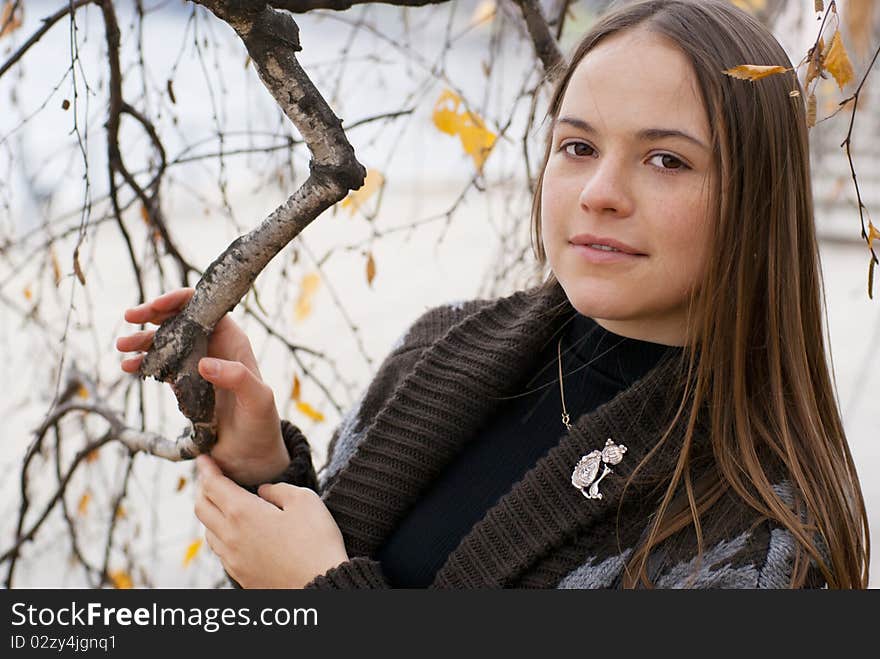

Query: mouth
left=568, top=234, right=646, bottom=256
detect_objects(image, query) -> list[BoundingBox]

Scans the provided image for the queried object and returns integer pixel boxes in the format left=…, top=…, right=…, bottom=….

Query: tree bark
left=138, top=1, right=366, bottom=458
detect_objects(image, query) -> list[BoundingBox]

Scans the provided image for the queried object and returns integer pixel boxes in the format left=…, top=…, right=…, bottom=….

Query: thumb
left=258, top=482, right=295, bottom=510
left=198, top=357, right=274, bottom=414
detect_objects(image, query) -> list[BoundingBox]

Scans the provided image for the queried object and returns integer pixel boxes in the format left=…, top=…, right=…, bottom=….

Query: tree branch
left=136, top=1, right=366, bottom=458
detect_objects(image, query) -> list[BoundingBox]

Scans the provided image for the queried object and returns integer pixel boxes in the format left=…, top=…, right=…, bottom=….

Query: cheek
left=654, top=194, right=712, bottom=284
left=539, top=168, right=571, bottom=239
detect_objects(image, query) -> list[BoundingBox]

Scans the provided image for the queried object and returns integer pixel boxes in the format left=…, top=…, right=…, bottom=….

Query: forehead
left=557, top=28, right=709, bottom=140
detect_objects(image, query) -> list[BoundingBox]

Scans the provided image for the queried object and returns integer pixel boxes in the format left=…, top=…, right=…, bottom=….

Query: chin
left=556, top=278, right=636, bottom=320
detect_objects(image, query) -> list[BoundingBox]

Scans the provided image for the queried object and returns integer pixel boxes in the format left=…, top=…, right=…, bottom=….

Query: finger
left=257, top=483, right=299, bottom=511
left=195, top=484, right=227, bottom=531
left=203, top=528, right=230, bottom=560
left=123, top=288, right=195, bottom=325
left=196, top=454, right=253, bottom=512
left=198, top=358, right=274, bottom=415
left=115, top=329, right=155, bottom=353
left=120, top=355, right=144, bottom=374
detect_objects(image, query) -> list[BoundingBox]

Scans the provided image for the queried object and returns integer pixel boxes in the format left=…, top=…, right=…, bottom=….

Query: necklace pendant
left=571, top=438, right=628, bottom=500
left=561, top=411, right=571, bottom=432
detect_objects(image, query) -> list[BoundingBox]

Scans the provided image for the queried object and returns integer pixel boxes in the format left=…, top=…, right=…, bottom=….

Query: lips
left=568, top=233, right=645, bottom=256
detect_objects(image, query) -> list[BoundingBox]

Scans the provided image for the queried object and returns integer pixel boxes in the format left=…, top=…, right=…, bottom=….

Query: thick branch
left=138, top=1, right=365, bottom=456
left=512, top=0, right=565, bottom=81
left=272, top=0, right=447, bottom=12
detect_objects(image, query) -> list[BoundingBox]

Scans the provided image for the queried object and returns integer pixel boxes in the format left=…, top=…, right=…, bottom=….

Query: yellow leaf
left=296, top=401, right=325, bottom=423
left=366, top=252, right=376, bottom=287
left=77, top=385, right=89, bottom=399
left=291, top=374, right=301, bottom=401
left=77, top=492, right=91, bottom=516
left=183, top=539, right=203, bottom=567
left=50, top=246, right=62, bottom=287
left=140, top=204, right=150, bottom=225
left=823, top=30, right=854, bottom=91
left=340, top=168, right=384, bottom=216
left=731, top=0, right=766, bottom=13
left=115, top=505, right=127, bottom=520
left=0, top=2, right=22, bottom=39
left=815, top=0, right=824, bottom=12
left=109, top=570, right=133, bottom=589
left=23, top=285, right=31, bottom=301
left=807, top=92, right=817, bottom=128
left=470, top=0, right=496, bottom=26
left=176, top=476, right=187, bottom=492
left=294, top=273, right=320, bottom=322
left=85, top=448, right=99, bottom=463
left=868, top=221, right=880, bottom=250
left=722, top=65, right=789, bottom=81
left=73, top=247, right=86, bottom=286
left=431, top=89, right=497, bottom=172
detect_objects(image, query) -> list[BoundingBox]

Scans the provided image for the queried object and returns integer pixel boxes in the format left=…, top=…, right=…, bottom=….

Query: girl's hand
left=116, top=288, right=290, bottom=485
left=195, top=455, right=348, bottom=588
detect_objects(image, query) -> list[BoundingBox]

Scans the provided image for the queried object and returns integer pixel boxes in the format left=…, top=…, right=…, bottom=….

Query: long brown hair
left=530, top=0, right=870, bottom=588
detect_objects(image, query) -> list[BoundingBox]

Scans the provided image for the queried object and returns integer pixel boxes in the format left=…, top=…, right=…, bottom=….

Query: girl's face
left=540, top=28, right=715, bottom=346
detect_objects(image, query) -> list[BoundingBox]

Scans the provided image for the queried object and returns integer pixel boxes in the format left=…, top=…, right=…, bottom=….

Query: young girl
left=117, top=0, right=870, bottom=588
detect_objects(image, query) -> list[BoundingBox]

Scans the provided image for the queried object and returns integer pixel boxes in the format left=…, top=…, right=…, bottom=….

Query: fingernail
left=201, top=358, right=220, bottom=377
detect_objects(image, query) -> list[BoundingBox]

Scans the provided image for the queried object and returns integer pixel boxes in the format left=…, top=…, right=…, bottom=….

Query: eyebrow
left=555, top=116, right=709, bottom=151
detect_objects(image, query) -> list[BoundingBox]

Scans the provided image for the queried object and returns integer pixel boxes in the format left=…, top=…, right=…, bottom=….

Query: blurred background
left=0, top=0, right=877, bottom=588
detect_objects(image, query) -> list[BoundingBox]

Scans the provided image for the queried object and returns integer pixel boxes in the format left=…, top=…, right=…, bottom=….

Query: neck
left=590, top=316, right=688, bottom=348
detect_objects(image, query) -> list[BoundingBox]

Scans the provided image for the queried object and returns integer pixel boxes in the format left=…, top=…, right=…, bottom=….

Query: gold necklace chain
left=557, top=335, right=572, bottom=432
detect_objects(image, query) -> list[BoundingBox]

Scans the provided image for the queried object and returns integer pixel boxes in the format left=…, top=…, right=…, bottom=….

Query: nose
left=578, top=155, right=634, bottom=217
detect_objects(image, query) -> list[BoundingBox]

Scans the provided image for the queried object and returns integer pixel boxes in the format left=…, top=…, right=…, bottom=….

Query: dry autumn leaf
left=73, top=247, right=86, bottom=285
left=722, top=65, right=789, bottom=81
left=823, top=30, right=854, bottom=91
left=868, top=221, right=880, bottom=250
left=432, top=89, right=497, bottom=172
left=366, top=252, right=376, bottom=287
left=470, top=0, right=496, bottom=26
left=77, top=492, right=91, bottom=516
left=805, top=37, right=824, bottom=88
left=296, top=401, right=325, bottom=423
left=50, top=246, right=62, bottom=286
left=0, top=2, right=22, bottom=39
left=815, top=0, right=824, bottom=12
left=340, top=168, right=384, bottom=216
left=176, top=476, right=187, bottom=492
left=807, top=92, right=817, bottom=128
left=23, top=285, right=31, bottom=301
left=115, top=505, right=127, bottom=520
left=183, top=539, right=203, bottom=567
left=294, top=273, right=320, bottom=322
left=85, top=448, right=99, bottom=463
left=291, top=374, right=301, bottom=401
left=731, top=0, right=766, bottom=13
left=109, top=571, right=133, bottom=589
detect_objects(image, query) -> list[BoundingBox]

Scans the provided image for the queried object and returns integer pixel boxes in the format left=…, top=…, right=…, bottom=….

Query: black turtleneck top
left=374, top=312, right=682, bottom=587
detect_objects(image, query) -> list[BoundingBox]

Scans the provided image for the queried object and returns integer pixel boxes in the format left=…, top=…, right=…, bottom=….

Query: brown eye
left=648, top=153, right=688, bottom=171
left=563, top=142, right=595, bottom=158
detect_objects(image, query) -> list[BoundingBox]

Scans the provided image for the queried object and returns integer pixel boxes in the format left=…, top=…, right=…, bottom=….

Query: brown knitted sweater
left=266, top=280, right=825, bottom=589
